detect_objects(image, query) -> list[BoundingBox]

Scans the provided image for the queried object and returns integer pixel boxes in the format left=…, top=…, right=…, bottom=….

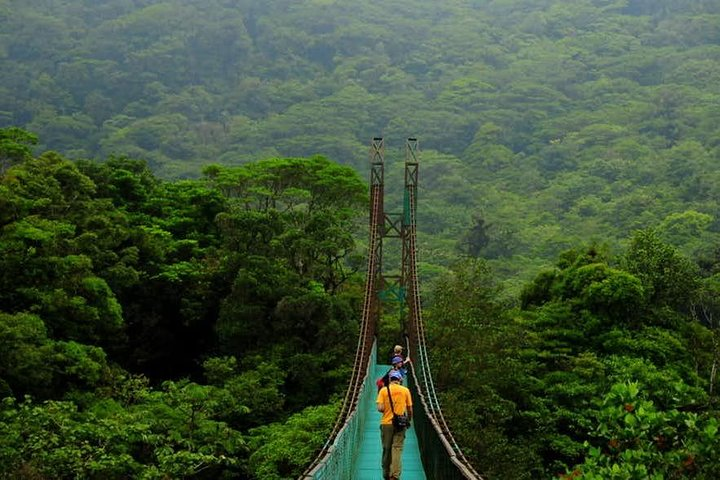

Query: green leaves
left=568, top=381, right=720, bottom=479
left=0, top=127, right=37, bottom=174
left=484, top=233, right=719, bottom=477
left=0, top=134, right=365, bottom=479
left=0, top=380, right=247, bottom=479
left=623, top=228, right=700, bottom=312
left=0, top=312, right=52, bottom=397
left=2, top=0, right=720, bottom=281
left=248, top=402, right=339, bottom=480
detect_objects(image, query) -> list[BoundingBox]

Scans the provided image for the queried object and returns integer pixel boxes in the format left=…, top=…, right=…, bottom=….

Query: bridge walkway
left=353, top=364, right=427, bottom=480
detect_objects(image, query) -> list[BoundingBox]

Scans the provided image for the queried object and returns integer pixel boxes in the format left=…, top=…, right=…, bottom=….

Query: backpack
left=376, top=370, right=391, bottom=391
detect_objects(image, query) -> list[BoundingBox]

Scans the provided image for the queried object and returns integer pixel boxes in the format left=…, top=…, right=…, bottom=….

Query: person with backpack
left=376, top=370, right=413, bottom=480
left=391, top=355, right=408, bottom=379
left=376, top=355, right=409, bottom=391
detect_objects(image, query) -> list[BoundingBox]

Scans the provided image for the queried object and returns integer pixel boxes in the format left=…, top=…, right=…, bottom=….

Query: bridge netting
left=301, top=138, right=482, bottom=480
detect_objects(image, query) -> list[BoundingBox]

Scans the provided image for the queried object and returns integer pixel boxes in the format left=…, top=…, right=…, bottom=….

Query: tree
left=459, top=214, right=492, bottom=258
left=248, top=402, right=339, bottom=480
left=425, top=259, right=541, bottom=477
left=0, top=379, right=247, bottom=479
left=623, top=229, right=700, bottom=313
left=0, top=127, right=37, bottom=174
left=692, top=275, right=720, bottom=396
left=0, top=312, right=53, bottom=398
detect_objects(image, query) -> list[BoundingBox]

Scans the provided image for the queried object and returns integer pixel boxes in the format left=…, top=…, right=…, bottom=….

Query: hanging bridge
left=301, top=138, right=483, bottom=480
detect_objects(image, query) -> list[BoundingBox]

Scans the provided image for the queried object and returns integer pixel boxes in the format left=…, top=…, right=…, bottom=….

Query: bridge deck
left=353, top=365, right=427, bottom=480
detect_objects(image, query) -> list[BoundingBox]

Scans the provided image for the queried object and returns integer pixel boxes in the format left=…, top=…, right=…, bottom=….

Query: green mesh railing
left=301, top=341, right=377, bottom=479
left=406, top=360, right=478, bottom=479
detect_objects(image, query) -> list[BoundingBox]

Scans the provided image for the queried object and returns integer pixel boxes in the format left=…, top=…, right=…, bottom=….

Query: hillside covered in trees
left=2, top=0, right=720, bottom=478
left=2, top=128, right=719, bottom=478
left=3, top=0, right=720, bottom=284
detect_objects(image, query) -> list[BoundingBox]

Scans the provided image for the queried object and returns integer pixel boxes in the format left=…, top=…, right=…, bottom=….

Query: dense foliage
left=2, top=0, right=720, bottom=286
left=3, top=0, right=720, bottom=478
left=0, top=130, right=365, bottom=478
left=426, top=237, right=720, bottom=478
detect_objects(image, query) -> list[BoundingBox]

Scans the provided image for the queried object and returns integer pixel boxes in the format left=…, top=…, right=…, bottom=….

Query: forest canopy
left=2, top=0, right=720, bottom=286
left=2, top=0, right=720, bottom=478
left=0, top=133, right=366, bottom=478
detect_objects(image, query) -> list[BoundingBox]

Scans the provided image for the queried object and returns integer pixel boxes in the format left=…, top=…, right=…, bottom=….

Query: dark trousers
left=380, top=424, right=406, bottom=479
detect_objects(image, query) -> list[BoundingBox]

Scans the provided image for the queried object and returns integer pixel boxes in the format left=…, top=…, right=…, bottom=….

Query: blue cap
left=391, top=356, right=403, bottom=365
left=389, top=370, right=403, bottom=380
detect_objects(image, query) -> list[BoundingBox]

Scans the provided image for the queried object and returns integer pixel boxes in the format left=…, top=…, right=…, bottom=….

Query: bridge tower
left=369, top=137, right=386, bottom=338
left=300, top=137, right=483, bottom=480
left=373, top=138, right=420, bottom=350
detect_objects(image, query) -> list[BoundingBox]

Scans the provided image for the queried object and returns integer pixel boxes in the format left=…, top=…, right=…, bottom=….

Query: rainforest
left=1, top=0, right=719, bottom=478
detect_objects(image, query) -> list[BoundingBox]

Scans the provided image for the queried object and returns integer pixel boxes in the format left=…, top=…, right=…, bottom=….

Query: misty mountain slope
left=2, top=0, right=720, bottom=283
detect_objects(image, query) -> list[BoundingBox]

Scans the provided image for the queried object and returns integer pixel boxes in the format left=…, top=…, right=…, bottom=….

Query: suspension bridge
left=301, top=138, right=483, bottom=480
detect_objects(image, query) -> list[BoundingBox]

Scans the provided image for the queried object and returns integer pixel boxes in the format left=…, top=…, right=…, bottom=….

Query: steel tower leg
left=369, top=137, right=385, bottom=332
left=402, top=138, right=419, bottom=340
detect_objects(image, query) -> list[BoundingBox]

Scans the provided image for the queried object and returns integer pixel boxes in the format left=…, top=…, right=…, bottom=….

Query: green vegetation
left=0, top=131, right=365, bottom=478
left=3, top=0, right=720, bottom=287
left=2, top=0, right=720, bottom=478
left=426, top=238, right=720, bottom=478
